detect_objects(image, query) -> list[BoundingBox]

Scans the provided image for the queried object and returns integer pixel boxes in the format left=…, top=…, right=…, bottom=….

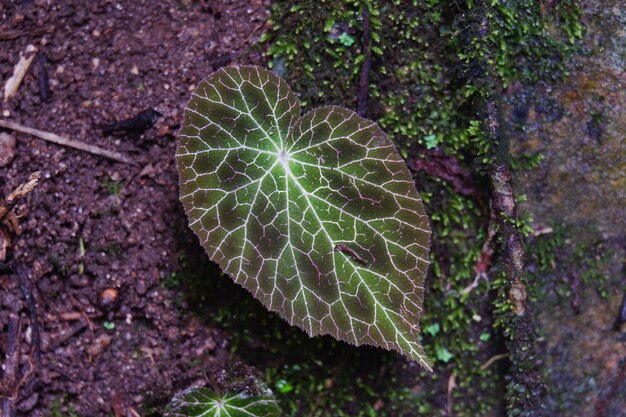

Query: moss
left=525, top=224, right=612, bottom=302
left=48, top=397, right=80, bottom=417
left=457, top=0, right=584, bottom=92
left=187, top=0, right=588, bottom=415
left=103, top=176, right=123, bottom=196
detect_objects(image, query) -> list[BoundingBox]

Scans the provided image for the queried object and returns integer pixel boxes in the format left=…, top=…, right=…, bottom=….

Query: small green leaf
left=423, top=134, right=438, bottom=149
left=424, top=323, right=440, bottom=337
left=275, top=379, right=293, bottom=394
left=177, top=67, right=431, bottom=369
left=103, top=321, right=115, bottom=330
left=338, top=32, right=355, bottom=47
left=479, top=332, right=491, bottom=342
left=435, top=346, right=453, bottom=363
left=164, top=387, right=282, bottom=417
left=371, top=45, right=384, bottom=56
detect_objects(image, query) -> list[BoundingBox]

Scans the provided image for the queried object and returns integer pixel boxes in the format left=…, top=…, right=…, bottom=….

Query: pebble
left=99, top=287, right=120, bottom=310
left=69, top=274, right=90, bottom=288
left=88, top=334, right=112, bottom=357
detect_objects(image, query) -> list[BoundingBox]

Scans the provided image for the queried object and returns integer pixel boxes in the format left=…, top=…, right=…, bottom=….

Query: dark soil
left=0, top=1, right=269, bottom=415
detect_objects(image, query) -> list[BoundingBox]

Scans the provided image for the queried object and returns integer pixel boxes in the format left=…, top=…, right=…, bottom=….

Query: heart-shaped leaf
left=164, top=387, right=282, bottom=417
left=177, top=66, right=431, bottom=369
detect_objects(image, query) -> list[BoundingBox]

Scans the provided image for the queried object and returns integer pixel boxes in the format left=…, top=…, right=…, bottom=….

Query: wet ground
left=0, top=1, right=269, bottom=415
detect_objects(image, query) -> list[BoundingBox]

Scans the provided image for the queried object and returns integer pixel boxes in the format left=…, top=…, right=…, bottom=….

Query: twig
left=480, top=352, right=509, bottom=370
left=0, top=26, right=53, bottom=41
left=1, top=299, right=21, bottom=417
left=446, top=373, right=456, bottom=417
left=3, top=46, right=37, bottom=102
left=0, top=171, right=41, bottom=222
left=236, top=22, right=265, bottom=50
left=356, top=5, right=372, bottom=117
left=486, top=107, right=529, bottom=316
left=0, top=120, right=133, bottom=164
left=475, top=3, right=546, bottom=414
left=486, top=103, right=546, bottom=416
left=16, top=265, right=42, bottom=367
left=44, top=320, right=88, bottom=353
left=57, top=311, right=101, bottom=321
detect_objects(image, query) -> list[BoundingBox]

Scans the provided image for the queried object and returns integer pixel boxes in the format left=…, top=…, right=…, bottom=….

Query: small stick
left=480, top=352, right=509, bottom=370
left=446, top=373, right=456, bottom=417
left=44, top=320, right=87, bottom=352
left=236, top=22, right=264, bottom=50
left=3, top=46, right=37, bottom=102
left=0, top=119, right=133, bottom=164
left=57, top=311, right=101, bottom=321
left=16, top=265, right=42, bottom=367
left=0, top=171, right=41, bottom=222
left=356, top=5, right=372, bottom=118
left=1, top=300, right=21, bottom=417
left=0, top=26, right=53, bottom=41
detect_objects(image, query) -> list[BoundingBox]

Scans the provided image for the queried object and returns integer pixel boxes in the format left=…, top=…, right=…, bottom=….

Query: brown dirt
left=0, top=1, right=269, bottom=415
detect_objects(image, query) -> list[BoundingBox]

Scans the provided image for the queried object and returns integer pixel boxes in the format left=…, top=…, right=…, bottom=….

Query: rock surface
left=511, top=1, right=625, bottom=416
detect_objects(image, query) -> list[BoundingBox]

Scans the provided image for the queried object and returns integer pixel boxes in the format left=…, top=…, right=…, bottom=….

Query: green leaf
left=177, top=66, right=431, bottom=369
left=164, top=387, right=282, bottom=417
left=424, top=322, right=440, bottom=337
left=338, top=32, right=355, bottom=47
left=274, top=379, right=293, bottom=394
left=435, top=346, right=453, bottom=363
left=423, top=134, right=438, bottom=149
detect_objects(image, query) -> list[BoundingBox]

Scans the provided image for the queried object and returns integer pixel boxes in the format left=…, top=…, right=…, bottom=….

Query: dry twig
left=0, top=120, right=133, bottom=164
left=16, top=265, right=42, bottom=367
left=3, top=46, right=37, bottom=102
left=0, top=26, right=53, bottom=41
left=474, top=3, right=546, bottom=413
left=480, top=352, right=509, bottom=370
left=0, top=171, right=41, bottom=222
